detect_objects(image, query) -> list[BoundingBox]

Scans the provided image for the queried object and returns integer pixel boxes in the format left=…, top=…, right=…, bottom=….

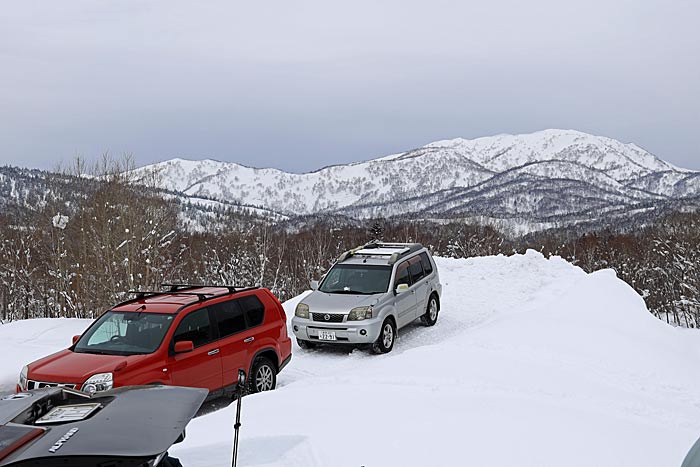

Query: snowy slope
left=131, top=130, right=700, bottom=227
left=168, top=252, right=700, bottom=467
left=3, top=253, right=700, bottom=466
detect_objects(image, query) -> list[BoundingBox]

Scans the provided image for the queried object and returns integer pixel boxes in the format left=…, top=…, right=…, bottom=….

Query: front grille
left=27, top=380, right=76, bottom=390
left=312, top=313, right=345, bottom=323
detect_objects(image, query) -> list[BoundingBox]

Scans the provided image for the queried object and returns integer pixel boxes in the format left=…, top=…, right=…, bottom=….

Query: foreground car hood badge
left=49, top=427, right=79, bottom=453
left=324, top=314, right=330, bottom=321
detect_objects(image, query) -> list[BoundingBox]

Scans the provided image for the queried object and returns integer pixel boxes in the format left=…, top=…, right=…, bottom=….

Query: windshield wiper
left=326, top=289, right=368, bottom=295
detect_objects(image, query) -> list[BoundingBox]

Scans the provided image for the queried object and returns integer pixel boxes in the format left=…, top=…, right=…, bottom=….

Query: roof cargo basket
left=115, top=284, right=258, bottom=308
left=336, top=241, right=423, bottom=265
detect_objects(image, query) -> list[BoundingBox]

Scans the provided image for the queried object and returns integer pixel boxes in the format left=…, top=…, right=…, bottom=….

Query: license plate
left=317, top=330, right=337, bottom=341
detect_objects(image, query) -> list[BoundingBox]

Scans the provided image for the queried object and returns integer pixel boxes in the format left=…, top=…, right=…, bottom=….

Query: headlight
left=348, top=306, right=373, bottom=321
left=19, top=366, right=28, bottom=390
left=81, top=372, right=113, bottom=394
left=295, top=303, right=310, bottom=318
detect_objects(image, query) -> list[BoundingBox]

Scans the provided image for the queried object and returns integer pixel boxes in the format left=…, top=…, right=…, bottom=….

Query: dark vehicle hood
left=28, top=350, right=151, bottom=384
left=0, top=385, right=206, bottom=466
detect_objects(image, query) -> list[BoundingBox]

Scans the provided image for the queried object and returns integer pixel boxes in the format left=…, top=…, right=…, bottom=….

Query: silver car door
left=393, top=261, right=417, bottom=328
left=408, top=256, right=429, bottom=319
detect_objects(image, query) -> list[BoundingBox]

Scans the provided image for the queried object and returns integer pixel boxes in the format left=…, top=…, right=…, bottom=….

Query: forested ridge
left=1, top=161, right=698, bottom=327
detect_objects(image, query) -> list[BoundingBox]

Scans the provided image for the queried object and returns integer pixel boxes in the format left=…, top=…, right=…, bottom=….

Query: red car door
left=210, top=299, right=252, bottom=388
left=168, top=307, right=223, bottom=392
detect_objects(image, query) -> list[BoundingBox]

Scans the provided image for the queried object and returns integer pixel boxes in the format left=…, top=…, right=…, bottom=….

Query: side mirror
left=174, top=341, right=194, bottom=354
left=310, top=280, right=319, bottom=290
left=395, top=283, right=409, bottom=294
left=72, top=335, right=80, bottom=345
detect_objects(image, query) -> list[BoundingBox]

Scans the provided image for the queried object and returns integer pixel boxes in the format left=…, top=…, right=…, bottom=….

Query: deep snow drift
left=2, top=251, right=700, bottom=466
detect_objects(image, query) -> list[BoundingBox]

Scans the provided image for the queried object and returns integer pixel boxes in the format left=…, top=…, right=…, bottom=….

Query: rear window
left=211, top=295, right=266, bottom=339
left=420, top=252, right=434, bottom=276
left=0, top=425, right=45, bottom=462
left=409, top=257, right=424, bottom=283
left=239, top=295, right=265, bottom=327
left=211, top=300, right=247, bottom=338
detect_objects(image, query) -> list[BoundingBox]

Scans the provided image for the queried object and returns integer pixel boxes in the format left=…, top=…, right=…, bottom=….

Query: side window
left=239, top=295, right=265, bottom=328
left=408, top=257, right=424, bottom=283
left=211, top=300, right=247, bottom=338
left=173, top=308, right=212, bottom=348
left=394, top=261, right=411, bottom=289
left=420, top=252, right=434, bottom=276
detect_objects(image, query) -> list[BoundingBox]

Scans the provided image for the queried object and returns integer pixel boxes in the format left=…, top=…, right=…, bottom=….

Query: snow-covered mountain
left=133, top=129, right=699, bottom=230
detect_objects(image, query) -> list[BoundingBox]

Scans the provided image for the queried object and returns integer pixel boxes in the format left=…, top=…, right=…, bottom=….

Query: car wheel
left=420, top=294, right=439, bottom=326
left=297, top=338, right=316, bottom=350
left=372, top=318, right=396, bottom=354
left=249, top=357, right=277, bottom=393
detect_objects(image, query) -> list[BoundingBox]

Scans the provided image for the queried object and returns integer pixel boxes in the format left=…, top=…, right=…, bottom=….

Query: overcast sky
left=0, top=0, right=698, bottom=172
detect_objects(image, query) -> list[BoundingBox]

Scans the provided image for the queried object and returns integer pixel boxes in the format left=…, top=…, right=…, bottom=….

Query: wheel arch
left=430, top=291, right=440, bottom=310
left=250, top=347, right=280, bottom=374
left=377, top=305, right=398, bottom=327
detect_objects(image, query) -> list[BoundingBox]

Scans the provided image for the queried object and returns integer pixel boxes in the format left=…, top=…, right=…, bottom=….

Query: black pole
left=232, top=369, right=246, bottom=467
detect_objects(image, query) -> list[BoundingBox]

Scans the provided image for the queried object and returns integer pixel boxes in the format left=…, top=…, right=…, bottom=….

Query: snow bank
left=0, top=318, right=92, bottom=393
left=171, top=251, right=700, bottom=466
left=3, top=251, right=700, bottom=466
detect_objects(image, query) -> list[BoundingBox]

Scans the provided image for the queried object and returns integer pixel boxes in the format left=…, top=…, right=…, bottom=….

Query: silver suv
left=292, top=242, right=442, bottom=353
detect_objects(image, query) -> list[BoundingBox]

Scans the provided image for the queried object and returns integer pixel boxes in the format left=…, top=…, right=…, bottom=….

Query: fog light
left=293, top=325, right=299, bottom=332
left=360, top=329, right=367, bottom=336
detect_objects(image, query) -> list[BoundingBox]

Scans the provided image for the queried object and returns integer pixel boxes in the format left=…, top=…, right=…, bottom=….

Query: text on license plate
left=317, top=330, right=337, bottom=341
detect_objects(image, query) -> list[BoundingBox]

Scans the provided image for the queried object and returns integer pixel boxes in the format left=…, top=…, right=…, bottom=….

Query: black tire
left=248, top=357, right=277, bottom=393
left=372, top=318, right=397, bottom=354
left=420, top=294, right=439, bottom=326
left=157, top=454, right=183, bottom=467
left=297, top=338, right=316, bottom=350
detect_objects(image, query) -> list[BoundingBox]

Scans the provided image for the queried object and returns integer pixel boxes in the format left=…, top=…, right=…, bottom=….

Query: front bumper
left=291, top=316, right=383, bottom=344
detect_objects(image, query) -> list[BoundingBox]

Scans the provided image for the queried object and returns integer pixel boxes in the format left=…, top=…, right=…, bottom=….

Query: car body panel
left=0, top=385, right=206, bottom=467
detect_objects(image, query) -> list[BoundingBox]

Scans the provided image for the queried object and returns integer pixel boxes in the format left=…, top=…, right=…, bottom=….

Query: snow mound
left=171, top=251, right=700, bottom=466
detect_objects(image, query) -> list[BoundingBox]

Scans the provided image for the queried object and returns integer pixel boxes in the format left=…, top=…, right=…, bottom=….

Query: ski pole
left=232, top=369, right=246, bottom=467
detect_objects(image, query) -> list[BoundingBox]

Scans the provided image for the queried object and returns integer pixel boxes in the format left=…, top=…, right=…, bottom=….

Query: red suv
left=17, top=285, right=292, bottom=397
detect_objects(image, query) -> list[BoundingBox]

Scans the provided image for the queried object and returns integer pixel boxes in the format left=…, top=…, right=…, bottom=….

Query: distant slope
left=132, top=129, right=700, bottom=230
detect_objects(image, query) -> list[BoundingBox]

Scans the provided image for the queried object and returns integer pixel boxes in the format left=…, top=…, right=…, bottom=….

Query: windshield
left=74, top=311, right=175, bottom=356
left=319, top=264, right=392, bottom=295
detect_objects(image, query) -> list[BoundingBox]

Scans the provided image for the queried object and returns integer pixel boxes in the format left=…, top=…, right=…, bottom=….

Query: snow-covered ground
left=0, top=318, right=92, bottom=394
left=2, top=251, right=700, bottom=466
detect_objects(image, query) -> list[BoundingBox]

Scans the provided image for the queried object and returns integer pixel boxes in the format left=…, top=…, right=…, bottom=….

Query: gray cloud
left=0, top=0, right=698, bottom=172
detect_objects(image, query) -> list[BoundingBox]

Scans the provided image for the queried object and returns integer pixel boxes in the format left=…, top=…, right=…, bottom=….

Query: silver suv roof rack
left=336, top=241, right=423, bottom=265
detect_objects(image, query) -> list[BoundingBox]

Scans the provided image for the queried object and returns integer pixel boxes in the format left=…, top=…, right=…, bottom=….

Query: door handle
left=207, top=349, right=220, bottom=356
left=243, top=337, right=254, bottom=343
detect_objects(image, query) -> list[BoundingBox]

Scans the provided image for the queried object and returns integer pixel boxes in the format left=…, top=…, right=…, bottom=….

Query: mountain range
left=132, top=129, right=700, bottom=232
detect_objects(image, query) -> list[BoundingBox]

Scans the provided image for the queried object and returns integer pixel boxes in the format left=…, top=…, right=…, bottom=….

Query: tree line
left=0, top=161, right=698, bottom=327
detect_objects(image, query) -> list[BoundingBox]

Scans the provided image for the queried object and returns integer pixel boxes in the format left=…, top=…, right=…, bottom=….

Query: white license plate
left=317, top=330, right=337, bottom=341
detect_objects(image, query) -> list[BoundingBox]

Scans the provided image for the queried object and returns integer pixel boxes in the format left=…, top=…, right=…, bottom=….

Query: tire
left=297, top=338, right=316, bottom=350
left=372, top=318, right=397, bottom=354
left=248, top=356, right=277, bottom=393
left=157, top=455, right=183, bottom=467
left=420, top=294, right=439, bottom=326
